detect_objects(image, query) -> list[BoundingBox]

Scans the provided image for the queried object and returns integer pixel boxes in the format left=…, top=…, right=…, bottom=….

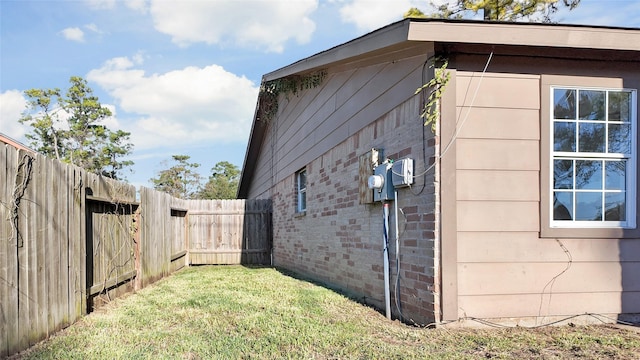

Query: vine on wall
left=258, top=69, right=327, bottom=124
left=416, top=57, right=450, bottom=132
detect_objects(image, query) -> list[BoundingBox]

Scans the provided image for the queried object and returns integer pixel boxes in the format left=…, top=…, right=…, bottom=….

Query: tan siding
left=440, top=69, right=459, bottom=321
left=455, top=108, right=540, bottom=140
left=457, top=201, right=539, bottom=232
left=458, top=262, right=640, bottom=295
left=458, top=233, right=640, bottom=263
left=457, top=170, right=538, bottom=201
left=456, top=73, right=539, bottom=109
left=276, top=55, right=427, bottom=179
left=246, top=121, right=275, bottom=199
left=458, top=292, right=627, bottom=319
left=278, top=76, right=344, bottom=152
left=456, top=139, right=539, bottom=170
left=450, top=59, right=640, bottom=322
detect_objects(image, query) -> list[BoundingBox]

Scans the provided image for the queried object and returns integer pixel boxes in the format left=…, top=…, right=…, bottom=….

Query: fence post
left=134, top=206, right=142, bottom=291
left=185, top=210, right=190, bottom=267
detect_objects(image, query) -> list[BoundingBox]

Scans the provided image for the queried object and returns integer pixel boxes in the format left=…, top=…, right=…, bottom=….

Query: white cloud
left=87, top=56, right=259, bottom=149
left=0, top=90, right=28, bottom=140
left=100, top=104, right=122, bottom=130
left=338, top=0, right=427, bottom=32
left=61, top=27, right=85, bottom=42
left=125, top=0, right=149, bottom=13
left=84, top=23, right=102, bottom=34
left=86, top=0, right=148, bottom=13
left=85, top=0, right=116, bottom=9
left=148, top=0, right=318, bottom=52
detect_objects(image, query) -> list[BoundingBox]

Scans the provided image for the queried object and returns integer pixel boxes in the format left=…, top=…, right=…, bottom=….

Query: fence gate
left=187, top=199, right=272, bottom=265
left=85, top=196, right=138, bottom=312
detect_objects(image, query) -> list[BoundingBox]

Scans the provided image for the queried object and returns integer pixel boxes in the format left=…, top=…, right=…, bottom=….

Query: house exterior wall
left=246, top=51, right=442, bottom=324
left=241, top=20, right=640, bottom=327
left=441, top=52, right=640, bottom=324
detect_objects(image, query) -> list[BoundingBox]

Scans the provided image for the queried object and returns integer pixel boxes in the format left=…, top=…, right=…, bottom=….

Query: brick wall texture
left=272, top=95, right=441, bottom=324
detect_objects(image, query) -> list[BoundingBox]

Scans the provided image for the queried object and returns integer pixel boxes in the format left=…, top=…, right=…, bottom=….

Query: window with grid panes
left=551, top=87, right=636, bottom=228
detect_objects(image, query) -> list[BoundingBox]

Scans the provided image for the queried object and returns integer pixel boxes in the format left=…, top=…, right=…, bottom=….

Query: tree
left=150, top=155, right=202, bottom=199
left=19, top=76, right=134, bottom=179
left=199, top=161, right=240, bottom=199
left=405, top=0, right=580, bottom=22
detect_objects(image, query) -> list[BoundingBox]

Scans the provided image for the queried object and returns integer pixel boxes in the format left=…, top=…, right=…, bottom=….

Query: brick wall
left=272, top=95, right=440, bottom=324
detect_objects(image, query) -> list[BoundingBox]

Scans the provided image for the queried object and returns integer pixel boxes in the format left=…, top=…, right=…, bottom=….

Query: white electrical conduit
left=382, top=202, right=391, bottom=319
left=394, top=189, right=401, bottom=320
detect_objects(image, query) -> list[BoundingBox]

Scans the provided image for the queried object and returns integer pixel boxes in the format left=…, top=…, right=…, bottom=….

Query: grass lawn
left=12, top=266, right=640, bottom=359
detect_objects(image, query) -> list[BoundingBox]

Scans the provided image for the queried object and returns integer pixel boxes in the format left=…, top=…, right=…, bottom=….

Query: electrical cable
left=391, top=193, right=418, bottom=326
left=408, top=54, right=437, bottom=196
left=538, top=238, right=573, bottom=321
left=411, top=50, right=495, bottom=180
left=417, top=313, right=638, bottom=329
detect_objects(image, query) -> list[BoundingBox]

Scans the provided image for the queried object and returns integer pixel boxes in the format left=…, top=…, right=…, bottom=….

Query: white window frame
left=549, top=86, right=637, bottom=229
left=296, top=168, right=307, bottom=213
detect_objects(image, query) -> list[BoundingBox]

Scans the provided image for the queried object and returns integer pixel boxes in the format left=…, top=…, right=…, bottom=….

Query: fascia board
left=407, top=21, right=640, bottom=52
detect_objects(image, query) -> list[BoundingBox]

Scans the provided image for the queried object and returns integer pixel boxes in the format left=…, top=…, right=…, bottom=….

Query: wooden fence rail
left=0, top=144, right=272, bottom=357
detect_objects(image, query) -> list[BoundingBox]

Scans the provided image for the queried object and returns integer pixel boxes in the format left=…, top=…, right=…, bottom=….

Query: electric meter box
left=392, top=158, right=414, bottom=188
left=372, top=162, right=395, bottom=202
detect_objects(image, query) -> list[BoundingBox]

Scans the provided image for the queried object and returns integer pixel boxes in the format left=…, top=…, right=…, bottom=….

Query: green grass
left=13, top=266, right=640, bottom=359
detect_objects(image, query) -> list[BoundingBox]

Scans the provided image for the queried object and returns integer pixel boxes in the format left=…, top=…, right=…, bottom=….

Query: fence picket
left=0, top=144, right=12, bottom=357
left=26, top=152, right=40, bottom=346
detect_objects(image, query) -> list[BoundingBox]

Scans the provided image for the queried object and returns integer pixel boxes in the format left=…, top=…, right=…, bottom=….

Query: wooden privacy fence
left=1, top=144, right=272, bottom=357
left=187, top=199, right=272, bottom=265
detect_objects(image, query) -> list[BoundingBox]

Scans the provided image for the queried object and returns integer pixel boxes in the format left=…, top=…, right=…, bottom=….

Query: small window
left=550, top=87, right=636, bottom=228
left=296, top=168, right=307, bottom=213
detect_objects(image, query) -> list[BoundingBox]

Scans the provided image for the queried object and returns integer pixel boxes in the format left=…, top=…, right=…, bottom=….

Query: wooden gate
left=85, top=196, right=138, bottom=311
left=187, top=199, right=272, bottom=265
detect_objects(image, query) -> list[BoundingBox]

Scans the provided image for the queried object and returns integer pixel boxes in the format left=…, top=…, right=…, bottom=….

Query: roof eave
left=407, top=20, right=640, bottom=51
left=263, top=20, right=412, bottom=81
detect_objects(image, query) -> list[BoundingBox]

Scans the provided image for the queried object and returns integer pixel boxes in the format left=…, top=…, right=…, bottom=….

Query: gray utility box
left=372, top=162, right=395, bottom=202
left=392, top=158, right=414, bottom=188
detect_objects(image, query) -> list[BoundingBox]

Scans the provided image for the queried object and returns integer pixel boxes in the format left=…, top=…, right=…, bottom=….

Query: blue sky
left=2, top=0, right=639, bottom=189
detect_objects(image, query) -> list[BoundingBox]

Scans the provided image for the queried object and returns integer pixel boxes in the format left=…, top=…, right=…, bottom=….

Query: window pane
left=605, top=193, right=626, bottom=221
left=608, top=91, right=631, bottom=121
left=605, top=160, right=626, bottom=190
left=575, top=192, right=603, bottom=221
left=578, top=122, right=605, bottom=152
left=579, top=90, right=605, bottom=120
left=554, top=122, right=576, bottom=152
left=553, top=159, right=573, bottom=189
left=575, top=160, right=602, bottom=190
left=297, top=169, right=307, bottom=212
left=553, top=192, right=573, bottom=220
left=554, top=89, right=576, bottom=119
left=608, top=123, right=631, bottom=154
left=300, top=192, right=306, bottom=211
left=299, top=171, right=306, bottom=188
